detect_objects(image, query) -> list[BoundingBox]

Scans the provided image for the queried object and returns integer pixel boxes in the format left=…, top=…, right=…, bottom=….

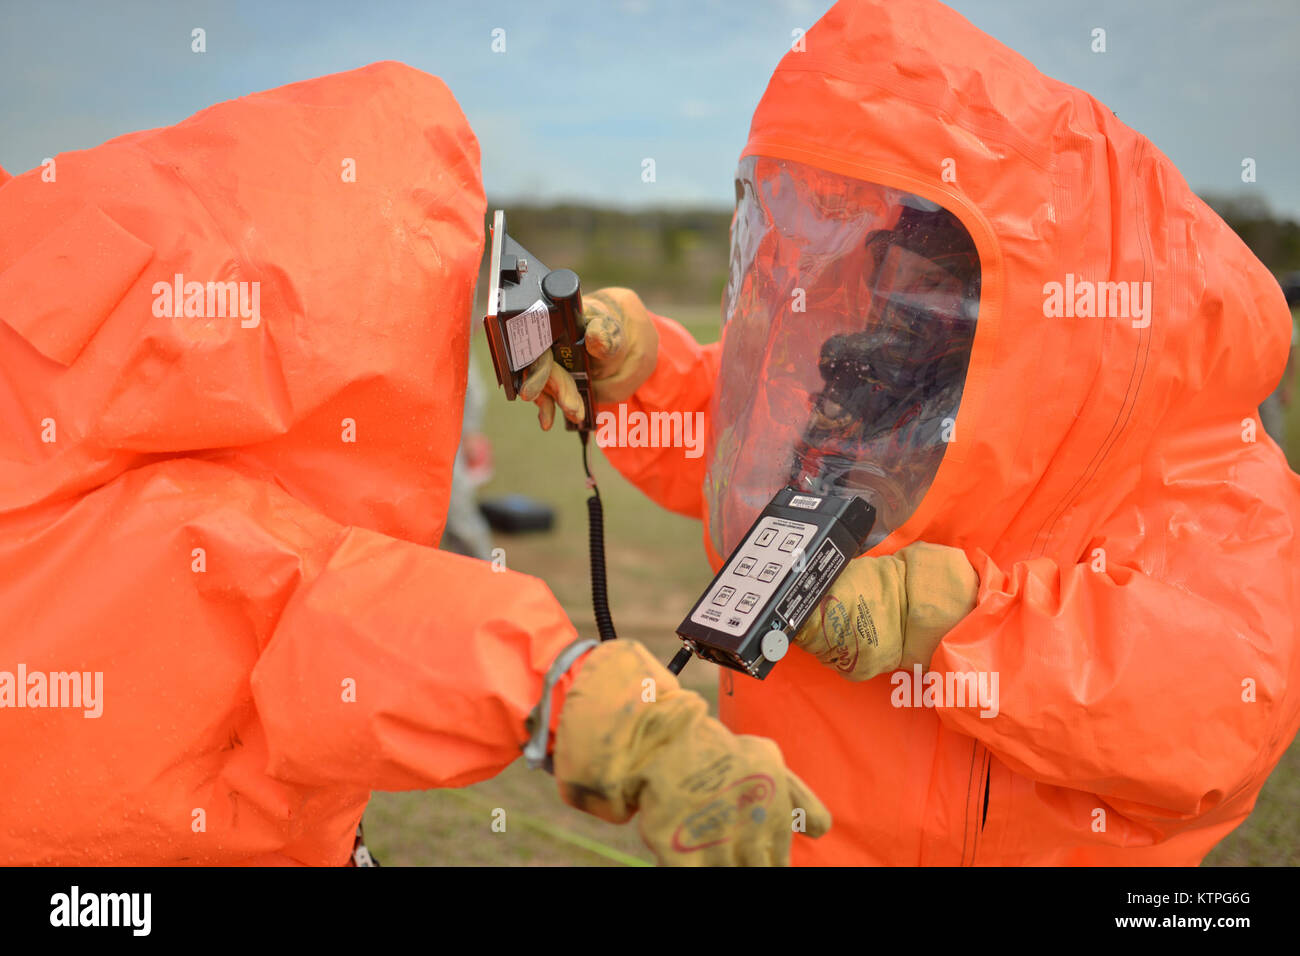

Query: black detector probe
left=483, top=210, right=594, bottom=431
left=483, top=211, right=615, bottom=641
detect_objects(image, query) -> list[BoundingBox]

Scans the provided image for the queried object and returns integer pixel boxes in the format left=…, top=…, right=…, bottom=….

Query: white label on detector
left=689, top=516, right=817, bottom=638
left=775, top=537, right=845, bottom=632
left=789, top=495, right=823, bottom=510
left=506, top=298, right=553, bottom=371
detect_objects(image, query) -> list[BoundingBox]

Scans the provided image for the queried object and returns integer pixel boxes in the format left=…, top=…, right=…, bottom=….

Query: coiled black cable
left=581, top=432, right=618, bottom=642
left=580, top=429, right=689, bottom=673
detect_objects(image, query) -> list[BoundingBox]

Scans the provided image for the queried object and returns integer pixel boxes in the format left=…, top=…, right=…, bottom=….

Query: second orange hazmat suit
left=0, top=63, right=584, bottom=865
left=592, top=0, right=1300, bottom=865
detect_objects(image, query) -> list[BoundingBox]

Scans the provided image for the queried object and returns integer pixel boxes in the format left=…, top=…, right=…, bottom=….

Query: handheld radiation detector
left=483, top=210, right=595, bottom=431
left=674, top=487, right=875, bottom=680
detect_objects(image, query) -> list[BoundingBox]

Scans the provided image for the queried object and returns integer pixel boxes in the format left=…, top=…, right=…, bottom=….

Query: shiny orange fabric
left=0, top=63, right=578, bottom=865
left=597, top=0, right=1300, bottom=864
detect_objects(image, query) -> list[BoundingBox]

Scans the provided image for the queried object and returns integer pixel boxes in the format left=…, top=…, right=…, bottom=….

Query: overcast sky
left=1, top=0, right=1296, bottom=216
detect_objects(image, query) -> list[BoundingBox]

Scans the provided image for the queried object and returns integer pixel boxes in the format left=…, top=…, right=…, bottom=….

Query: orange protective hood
left=0, top=62, right=485, bottom=546
left=0, top=65, right=585, bottom=868
left=720, top=0, right=1292, bottom=569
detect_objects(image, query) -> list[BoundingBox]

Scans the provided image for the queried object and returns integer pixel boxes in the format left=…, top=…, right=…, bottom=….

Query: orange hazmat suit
left=594, top=0, right=1300, bottom=865
left=0, top=63, right=581, bottom=865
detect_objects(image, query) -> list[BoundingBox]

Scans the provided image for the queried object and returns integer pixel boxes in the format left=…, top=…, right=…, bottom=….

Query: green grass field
left=366, top=303, right=1300, bottom=867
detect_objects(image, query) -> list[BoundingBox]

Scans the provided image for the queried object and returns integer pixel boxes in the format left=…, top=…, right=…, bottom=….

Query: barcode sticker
left=789, top=495, right=823, bottom=510
left=506, top=299, right=553, bottom=371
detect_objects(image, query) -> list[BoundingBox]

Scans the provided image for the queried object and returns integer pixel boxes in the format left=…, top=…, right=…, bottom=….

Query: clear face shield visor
left=705, top=156, right=981, bottom=555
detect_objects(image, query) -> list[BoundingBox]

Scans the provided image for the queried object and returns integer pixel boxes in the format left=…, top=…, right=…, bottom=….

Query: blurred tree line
left=480, top=194, right=1300, bottom=308
left=1202, top=194, right=1300, bottom=278
left=480, top=203, right=732, bottom=308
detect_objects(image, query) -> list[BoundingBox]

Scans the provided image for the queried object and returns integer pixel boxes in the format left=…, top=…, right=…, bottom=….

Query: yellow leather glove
left=794, top=542, right=978, bottom=681
left=518, top=287, right=659, bottom=430
left=554, top=640, right=830, bottom=866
